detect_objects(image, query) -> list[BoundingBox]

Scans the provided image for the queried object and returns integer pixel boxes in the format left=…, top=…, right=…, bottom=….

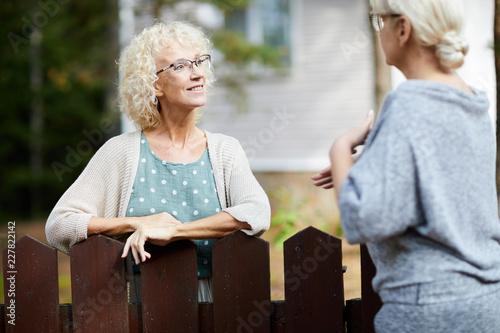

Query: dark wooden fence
left=0, top=226, right=382, bottom=332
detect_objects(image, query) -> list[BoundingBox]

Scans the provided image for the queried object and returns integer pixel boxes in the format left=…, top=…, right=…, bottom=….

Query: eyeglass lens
left=370, top=13, right=384, bottom=32
left=172, top=55, right=211, bottom=72
left=157, top=54, right=211, bottom=75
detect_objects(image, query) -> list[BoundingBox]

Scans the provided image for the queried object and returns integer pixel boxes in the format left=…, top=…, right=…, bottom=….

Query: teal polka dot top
left=126, top=133, right=222, bottom=278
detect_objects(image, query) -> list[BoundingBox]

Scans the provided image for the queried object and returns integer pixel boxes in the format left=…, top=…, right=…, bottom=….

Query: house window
left=225, top=0, right=291, bottom=66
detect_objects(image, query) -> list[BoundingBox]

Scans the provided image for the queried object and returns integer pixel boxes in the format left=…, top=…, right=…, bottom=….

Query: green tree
left=1, top=0, right=119, bottom=220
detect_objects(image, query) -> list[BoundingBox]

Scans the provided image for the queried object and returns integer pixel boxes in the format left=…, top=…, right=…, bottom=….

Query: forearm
left=87, top=216, right=139, bottom=237
left=122, top=212, right=252, bottom=264
left=172, top=212, right=251, bottom=241
left=330, top=139, right=355, bottom=203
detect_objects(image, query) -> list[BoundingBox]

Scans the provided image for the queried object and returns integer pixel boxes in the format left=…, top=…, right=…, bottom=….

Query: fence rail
left=1, top=226, right=381, bottom=333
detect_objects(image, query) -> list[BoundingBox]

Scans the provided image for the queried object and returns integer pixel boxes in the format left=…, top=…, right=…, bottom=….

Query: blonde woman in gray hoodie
left=313, top=0, right=500, bottom=332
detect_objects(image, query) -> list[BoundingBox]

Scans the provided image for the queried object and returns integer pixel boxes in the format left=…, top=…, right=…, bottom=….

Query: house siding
left=199, top=0, right=374, bottom=171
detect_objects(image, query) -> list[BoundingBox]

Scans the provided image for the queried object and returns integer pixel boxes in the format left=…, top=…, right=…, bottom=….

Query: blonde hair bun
left=370, top=0, right=469, bottom=70
left=435, top=30, right=469, bottom=70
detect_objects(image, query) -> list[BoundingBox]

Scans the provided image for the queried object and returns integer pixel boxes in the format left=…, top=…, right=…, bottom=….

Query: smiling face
left=154, top=41, right=207, bottom=115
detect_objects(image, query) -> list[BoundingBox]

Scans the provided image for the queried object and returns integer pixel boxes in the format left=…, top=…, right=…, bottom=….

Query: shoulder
left=104, top=130, right=140, bottom=147
left=388, top=80, right=461, bottom=119
left=99, top=131, right=140, bottom=151
left=205, top=130, right=241, bottom=153
left=91, top=131, right=141, bottom=164
left=379, top=81, right=440, bottom=130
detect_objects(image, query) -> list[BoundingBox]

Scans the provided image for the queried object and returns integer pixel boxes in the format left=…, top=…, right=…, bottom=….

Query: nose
left=190, top=63, right=204, bottom=79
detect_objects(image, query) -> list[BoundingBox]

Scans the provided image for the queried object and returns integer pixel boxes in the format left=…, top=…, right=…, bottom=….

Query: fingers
left=349, top=109, right=375, bottom=148
left=312, top=177, right=334, bottom=189
left=312, top=166, right=334, bottom=189
left=321, top=181, right=334, bottom=189
left=121, top=239, right=131, bottom=258
left=131, top=245, right=140, bottom=265
left=138, top=242, right=150, bottom=263
left=311, top=166, right=331, bottom=180
left=121, top=228, right=151, bottom=265
left=363, top=109, right=375, bottom=130
left=313, top=177, right=333, bottom=187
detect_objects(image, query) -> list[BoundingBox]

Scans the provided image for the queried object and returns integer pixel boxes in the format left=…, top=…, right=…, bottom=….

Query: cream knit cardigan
left=46, top=130, right=271, bottom=254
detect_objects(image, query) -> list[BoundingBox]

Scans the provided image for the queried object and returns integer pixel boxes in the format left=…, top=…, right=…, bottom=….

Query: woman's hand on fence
left=121, top=223, right=179, bottom=265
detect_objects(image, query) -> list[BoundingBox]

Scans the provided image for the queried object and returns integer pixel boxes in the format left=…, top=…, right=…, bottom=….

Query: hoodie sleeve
left=338, top=106, right=421, bottom=244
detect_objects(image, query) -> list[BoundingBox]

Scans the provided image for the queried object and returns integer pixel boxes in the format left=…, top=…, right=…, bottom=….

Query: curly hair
left=118, top=20, right=214, bottom=131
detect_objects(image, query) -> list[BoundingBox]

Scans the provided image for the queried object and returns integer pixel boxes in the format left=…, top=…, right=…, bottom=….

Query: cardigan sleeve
left=217, top=137, right=271, bottom=237
left=45, top=133, right=138, bottom=254
left=338, top=109, right=421, bottom=244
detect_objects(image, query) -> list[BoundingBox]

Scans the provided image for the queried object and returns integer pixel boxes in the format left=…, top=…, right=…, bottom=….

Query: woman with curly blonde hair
left=46, top=21, right=270, bottom=302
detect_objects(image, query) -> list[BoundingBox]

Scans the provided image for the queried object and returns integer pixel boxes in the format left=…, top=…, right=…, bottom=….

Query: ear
left=396, top=15, right=412, bottom=47
left=154, top=79, right=164, bottom=98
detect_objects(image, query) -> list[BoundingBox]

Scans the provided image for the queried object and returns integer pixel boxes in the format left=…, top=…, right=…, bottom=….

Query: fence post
left=212, top=232, right=271, bottom=333
left=283, top=226, right=344, bottom=333
left=141, top=240, right=198, bottom=333
left=360, top=245, right=382, bottom=333
left=2, top=235, right=59, bottom=332
left=70, top=234, right=128, bottom=332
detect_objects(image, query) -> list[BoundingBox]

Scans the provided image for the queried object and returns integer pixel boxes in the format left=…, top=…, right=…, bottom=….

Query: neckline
left=403, top=79, right=478, bottom=97
left=141, top=132, right=208, bottom=166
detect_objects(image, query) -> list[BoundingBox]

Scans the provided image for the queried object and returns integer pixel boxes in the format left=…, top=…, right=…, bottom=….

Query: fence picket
left=2, top=235, right=59, bottom=333
left=0, top=305, right=4, bottom=333
left=198, top=303, right=214, bottom=332
left=59, top=304, right=73, bottom=333
left=128, top=304, right=142, bottom=333
left=284, top=226, right=344, bottom=333
left=141, top=240, right=198, bottom=333
left=270, top=301, right=285, bottom=333
left=212, top=231, right=271, bottom=333
left=345, top=299, right=362, bottom=333
left=70, top=234, right=128, bottom=332
left=360, top=245, right=382, bottom=333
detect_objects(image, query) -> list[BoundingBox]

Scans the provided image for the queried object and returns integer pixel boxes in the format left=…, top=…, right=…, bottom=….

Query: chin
left=193, top=99, right=207, bottom=107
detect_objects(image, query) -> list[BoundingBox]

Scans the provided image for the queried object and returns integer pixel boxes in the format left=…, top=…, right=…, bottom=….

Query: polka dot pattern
left=126, top=132, right=222, bottom=279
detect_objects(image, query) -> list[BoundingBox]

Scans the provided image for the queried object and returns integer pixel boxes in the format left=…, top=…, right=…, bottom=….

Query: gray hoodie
left=339, top=80, right=500, bottom=305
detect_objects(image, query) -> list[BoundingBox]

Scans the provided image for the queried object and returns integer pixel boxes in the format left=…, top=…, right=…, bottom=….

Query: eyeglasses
left=370, top=12, right=401, bottom=32
left=156, top=54, right=211, bottom=75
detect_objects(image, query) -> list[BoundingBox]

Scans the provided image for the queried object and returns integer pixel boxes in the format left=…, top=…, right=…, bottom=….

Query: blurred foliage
left=1, top=0, right=119, bottom=221
left=210, top=29, right=281, bottom=113
left=212, top=30, right=280, bottom=67
left=269, top=187, right=330, bottom=248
